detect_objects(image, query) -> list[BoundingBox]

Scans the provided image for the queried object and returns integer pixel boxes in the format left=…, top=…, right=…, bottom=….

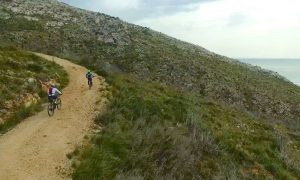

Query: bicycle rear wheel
left=47, top=103, right=54, bottom=116
left=88, top=81, right=92, bottom=90
left=56, top=98, right=62, bottom=110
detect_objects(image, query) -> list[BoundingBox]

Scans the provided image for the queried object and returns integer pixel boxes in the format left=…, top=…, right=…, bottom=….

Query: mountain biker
left=86, top=70, right=94, bottom=87
left=48, top=84, right=62, bottom=103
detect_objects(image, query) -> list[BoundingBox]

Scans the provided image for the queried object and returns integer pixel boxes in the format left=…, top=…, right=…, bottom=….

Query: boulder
left=4, top=101, right=13, bottom=109
left=0, top=109, right=8, bottom=115
left=23, top=93, right=40, bottom=107
left=28, top=78, right=36, bottom=84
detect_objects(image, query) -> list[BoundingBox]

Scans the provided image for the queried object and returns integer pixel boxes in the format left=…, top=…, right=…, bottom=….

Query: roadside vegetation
left=0, top=47, right=69, bottom=134
left=73, top=75, right=300, bottom=179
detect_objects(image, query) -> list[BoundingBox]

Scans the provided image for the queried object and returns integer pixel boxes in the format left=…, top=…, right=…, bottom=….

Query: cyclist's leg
left=49, top=96, right=55, bottom=103
left=52, top=95, right=58, bottom=104
left=48, top=96, right=54, bottom=111
left=88, top=78, right=93, bottom=86
left=48, top=96, right=52, bottom=103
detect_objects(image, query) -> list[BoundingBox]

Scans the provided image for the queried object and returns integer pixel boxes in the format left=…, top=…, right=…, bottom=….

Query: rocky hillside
left=1, top=0, right=299, bottom=130
left=0, top=47, right=68, bottom=133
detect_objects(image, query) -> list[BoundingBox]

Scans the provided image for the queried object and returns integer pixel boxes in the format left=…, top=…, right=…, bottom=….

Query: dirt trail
left=0, top=54, right=106, bottom=180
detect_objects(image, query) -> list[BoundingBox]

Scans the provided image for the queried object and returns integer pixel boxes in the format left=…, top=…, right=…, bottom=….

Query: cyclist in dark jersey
left=86, top=70, right=94, bottom=87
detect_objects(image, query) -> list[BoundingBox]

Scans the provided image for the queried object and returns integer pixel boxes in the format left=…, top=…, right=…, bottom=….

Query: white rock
left=28, top=78, right=36, bottom=84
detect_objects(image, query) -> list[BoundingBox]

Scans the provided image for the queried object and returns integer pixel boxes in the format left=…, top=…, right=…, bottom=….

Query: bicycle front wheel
left=56, top=98, right=62, bottom=110
left=47, top=103, right=54, bottom=116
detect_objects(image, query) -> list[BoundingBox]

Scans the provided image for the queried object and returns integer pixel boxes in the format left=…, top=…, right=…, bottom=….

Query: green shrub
left=0, top=16, right=43, bottom=32
left=27, top=63, right=43, bottom=73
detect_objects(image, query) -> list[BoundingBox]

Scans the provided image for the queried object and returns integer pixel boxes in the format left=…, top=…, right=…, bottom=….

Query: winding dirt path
left=0, top=54, right=106, bottom=180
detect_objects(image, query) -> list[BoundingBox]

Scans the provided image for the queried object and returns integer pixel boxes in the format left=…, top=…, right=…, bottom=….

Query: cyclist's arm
left=55, top=88, right=62, bottom=95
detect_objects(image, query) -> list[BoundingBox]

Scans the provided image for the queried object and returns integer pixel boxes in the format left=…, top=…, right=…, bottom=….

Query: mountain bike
left=47, top=96, right=62, bottom=116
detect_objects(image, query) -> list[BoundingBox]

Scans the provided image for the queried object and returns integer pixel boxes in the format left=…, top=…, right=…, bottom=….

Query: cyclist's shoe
left=54, top=99, right=58, bottom=104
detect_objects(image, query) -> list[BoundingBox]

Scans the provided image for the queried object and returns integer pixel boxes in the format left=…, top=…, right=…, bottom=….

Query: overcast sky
left=61, top=0, right=300, bottom=58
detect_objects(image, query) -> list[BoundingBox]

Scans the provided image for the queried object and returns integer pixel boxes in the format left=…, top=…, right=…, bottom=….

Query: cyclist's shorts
left=48, top=95, right=58, bottom=102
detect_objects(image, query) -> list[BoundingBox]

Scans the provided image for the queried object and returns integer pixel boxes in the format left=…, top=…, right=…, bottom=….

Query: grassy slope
left=73, top=75, right=300, bottom=179
left=0, top=1, right=299, bottom=178
left=0, top=47, right=69, bottom=133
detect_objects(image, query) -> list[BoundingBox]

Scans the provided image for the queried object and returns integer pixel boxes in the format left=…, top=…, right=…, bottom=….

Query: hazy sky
left=61, top=0, right=300, bottom=58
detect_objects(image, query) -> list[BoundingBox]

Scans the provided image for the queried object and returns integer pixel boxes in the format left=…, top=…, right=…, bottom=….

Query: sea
left=238, top=58, right=300, bottom=86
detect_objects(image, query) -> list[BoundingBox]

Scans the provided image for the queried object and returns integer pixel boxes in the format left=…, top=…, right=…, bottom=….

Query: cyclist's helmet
left=51, top=84, right=56, bottom=88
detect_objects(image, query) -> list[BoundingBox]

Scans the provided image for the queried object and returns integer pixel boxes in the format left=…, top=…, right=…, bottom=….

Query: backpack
left=48, top=87, right=53, bottom=95
left=86, top=73, right=92, bottom=79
